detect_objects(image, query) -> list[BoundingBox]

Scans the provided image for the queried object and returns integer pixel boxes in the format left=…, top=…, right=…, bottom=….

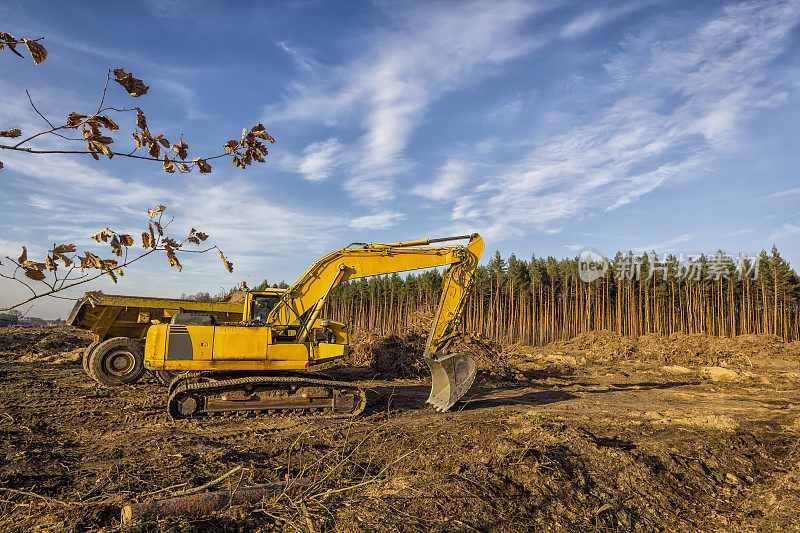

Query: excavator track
left=167, top=374, right=366, bottom=420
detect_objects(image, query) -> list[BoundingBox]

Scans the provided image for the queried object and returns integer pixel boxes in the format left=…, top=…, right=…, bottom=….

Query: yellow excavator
left=144, top=234, right=484, bottom=419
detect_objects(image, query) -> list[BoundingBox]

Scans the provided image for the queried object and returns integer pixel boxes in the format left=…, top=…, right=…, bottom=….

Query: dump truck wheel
left=88, top=338, right=145, bottom=386
left=82, top=341, right=100, bottom=377
left=154, top=370, right=178, bottom=386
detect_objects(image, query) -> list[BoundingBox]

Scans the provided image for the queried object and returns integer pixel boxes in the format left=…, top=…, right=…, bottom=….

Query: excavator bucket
left=424, top=351, right=476, bottom=412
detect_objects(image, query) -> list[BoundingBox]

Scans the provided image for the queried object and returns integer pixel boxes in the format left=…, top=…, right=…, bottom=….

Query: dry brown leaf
left=141, top=231, right=154, bottom=249
left=132, top=131, right=141, bottom=149
left=22, top=260, right=45, bottom=271
left=66, top=112, right=86, bottom=128
left=0, top=128, right=21, bottom=138
left=86, top=291, right=103, bottom=307
left=0, top=32, right=23, bottom=58
left=0, top=161, right=3, bottom=170
left=163, top=155, right=176, bottom=173
left=172, top=140, right=188, bottom=160
left=95, top=115, right=119, bottom=131
left=224, top=139, right=239, bottom=154
left=195, top=232, right=208, bottom=241
left=250, top=123, right=275, bottom=143
left=187, top=235, right=200, bottom=245
left=84, top=252, right=103, bottom=269
left=44, top=254, right=56, bottom=271
left=153, top=221, right=163, bottom=236
left=110, top=235, right=123, bottom=257
left=231, top=155, right=245, bottom=169
left=148, top=140, right=160, bottom=159
left=193, top=158, right=212, bottom=173
left=135, top=108, right=147, bottom=130
left=219, top=250, right=233, bottom=273
left=24, top=268, right=45, bottom=281
left=92, top=140, right=114, bottom=159
left=166, top=247, right=182, bottom=272
left=21, top=38, right=47, bottom=64
left=17, top=246, right=27, bottom=264
left=53, top=244, right=76, bottom=254
left=91, top=228, right=113, bottom=243
left=178, top=163, right=191, bottom=172
left=118, top=234, right=134, bottom=247
left=113, top=68, right=149, bottom=97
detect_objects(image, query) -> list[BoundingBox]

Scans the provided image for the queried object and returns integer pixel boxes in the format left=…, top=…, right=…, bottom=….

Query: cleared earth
left=1, top=326, right=799, bottom=531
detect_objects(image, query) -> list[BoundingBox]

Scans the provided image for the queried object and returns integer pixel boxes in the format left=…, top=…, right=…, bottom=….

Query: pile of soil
left=347, top=327, right=429, bottom=377
left=0, top=325, right=92, bottom=363
left=346, top=310, right=522, bottom=379
left=544, top=331, right=800, bottom=366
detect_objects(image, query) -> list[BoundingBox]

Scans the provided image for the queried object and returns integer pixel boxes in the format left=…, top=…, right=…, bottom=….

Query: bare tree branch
left=0, top=205, right=233, bottom=312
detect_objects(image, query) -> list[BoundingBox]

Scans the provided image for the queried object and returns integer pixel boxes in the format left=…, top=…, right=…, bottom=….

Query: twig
left=138, top=482, right=189, bottom=499
left=300, top=500, right=316, bottom=533
left=0, top=487, right=70, bottom=507
left=0, top=144, right=233, bottom=164
left=25, top=90, right=55, bottom=130
left=96, top=70, right=111, bottom=114
left=169, top=465, right=244, bottom=498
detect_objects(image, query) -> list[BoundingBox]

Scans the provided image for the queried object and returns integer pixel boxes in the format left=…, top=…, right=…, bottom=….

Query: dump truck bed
left=67, top=294, right=245, bottom=342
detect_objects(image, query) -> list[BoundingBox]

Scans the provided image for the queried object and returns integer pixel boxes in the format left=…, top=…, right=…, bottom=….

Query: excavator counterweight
left=144, top=234, right=484, bottom=418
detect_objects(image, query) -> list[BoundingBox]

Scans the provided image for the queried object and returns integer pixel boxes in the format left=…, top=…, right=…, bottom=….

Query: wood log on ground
left=120, top=478, right=310, bottom=525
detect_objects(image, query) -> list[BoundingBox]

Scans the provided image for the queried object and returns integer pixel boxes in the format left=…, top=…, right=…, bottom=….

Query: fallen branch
left=121, top=478, right=310, bottom=525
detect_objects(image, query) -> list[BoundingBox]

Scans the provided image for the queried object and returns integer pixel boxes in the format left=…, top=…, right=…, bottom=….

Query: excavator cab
left=246, top=292, right=282, bottom=323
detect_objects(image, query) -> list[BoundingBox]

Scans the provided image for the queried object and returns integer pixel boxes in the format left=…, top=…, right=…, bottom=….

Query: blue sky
left=2, top=0, right=800, bottom=318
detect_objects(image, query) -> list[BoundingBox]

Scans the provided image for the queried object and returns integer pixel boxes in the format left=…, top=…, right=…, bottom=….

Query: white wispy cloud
left=765, top=187, right=800, bottom=199
left=349, top=212, right=405, bottom=230
left=632, top=233, right=698, bottom=253
left=275, top=41, right=320, bottom=71
left=266, top=0, right=544, bottom=204
left=454, top=1, right=800, bottom=241
left=487, top=97, right=526, bottom=120
left=560, top=0, right=660, bottom=39
left=768, top=222, right=800, bottom=243
left=295, top=138, right=342, bottom=181
left=412, top=159, right=471, bottom=201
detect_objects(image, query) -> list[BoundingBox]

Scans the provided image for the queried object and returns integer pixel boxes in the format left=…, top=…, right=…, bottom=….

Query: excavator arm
left=269, top=233, right=485, bottom=411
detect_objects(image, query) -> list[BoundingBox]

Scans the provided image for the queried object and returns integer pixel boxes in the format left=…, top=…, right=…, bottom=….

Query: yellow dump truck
left=67, top=291, right=284, bottom=386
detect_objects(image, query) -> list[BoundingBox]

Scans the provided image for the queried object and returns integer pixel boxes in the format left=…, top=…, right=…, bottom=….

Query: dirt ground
left=1, top=326, right=799, bottom=532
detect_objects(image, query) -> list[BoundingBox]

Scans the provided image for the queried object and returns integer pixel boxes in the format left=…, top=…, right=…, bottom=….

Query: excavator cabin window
left=249, top=294, right=281, bottom=323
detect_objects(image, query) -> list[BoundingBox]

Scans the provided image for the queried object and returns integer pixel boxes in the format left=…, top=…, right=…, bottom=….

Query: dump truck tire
left=82, top=341, right=100, bottom=377
left=88, top=337, right=145, bottom=386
